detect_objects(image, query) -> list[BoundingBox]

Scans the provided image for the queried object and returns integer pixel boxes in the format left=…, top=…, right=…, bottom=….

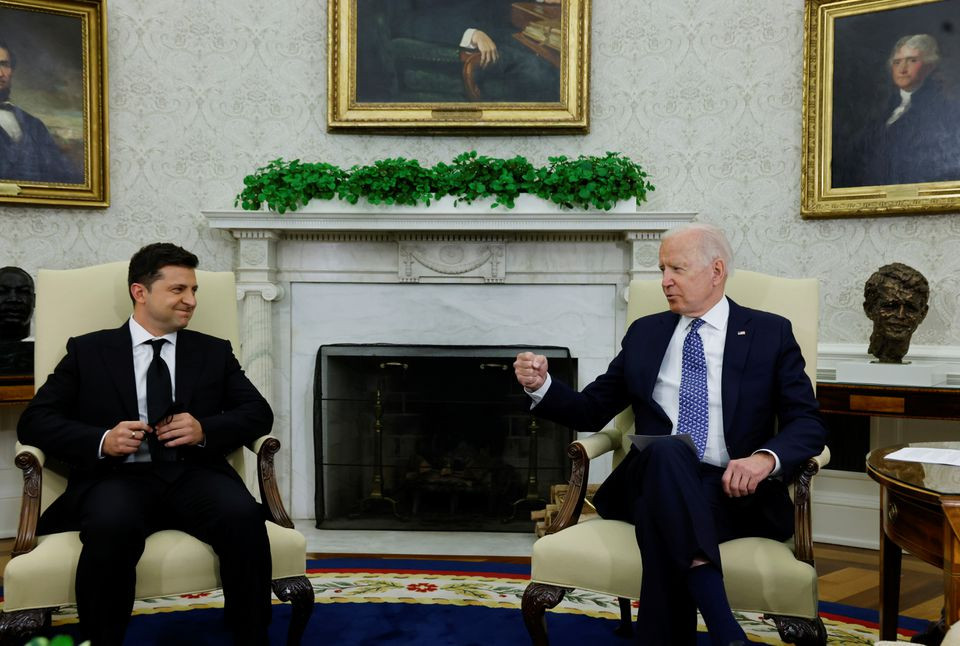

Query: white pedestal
left=835, top=361, right=947, bottom=386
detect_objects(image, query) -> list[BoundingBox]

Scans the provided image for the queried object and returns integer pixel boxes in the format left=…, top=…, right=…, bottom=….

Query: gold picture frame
left=327, top=0, right=590, bottom=133
left=801, top=0, right=960, bottom=219
left=0, top=0, right=108, bottom=207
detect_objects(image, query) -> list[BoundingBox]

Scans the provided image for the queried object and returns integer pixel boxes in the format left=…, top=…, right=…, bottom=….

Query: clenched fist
left=514, top=352, right=548, bottom=391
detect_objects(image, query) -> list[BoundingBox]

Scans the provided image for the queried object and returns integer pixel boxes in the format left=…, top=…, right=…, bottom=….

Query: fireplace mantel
left=203, top=207, right=695, bottom=517
left=203, top=209, right=695, bottom=234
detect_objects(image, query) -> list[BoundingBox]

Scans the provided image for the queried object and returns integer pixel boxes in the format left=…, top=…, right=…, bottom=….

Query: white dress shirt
left=886, top=89, right=913, bottom=127
left=98, top=317, right=178, bottom=461
left=653, top=298, right=729, bottom=467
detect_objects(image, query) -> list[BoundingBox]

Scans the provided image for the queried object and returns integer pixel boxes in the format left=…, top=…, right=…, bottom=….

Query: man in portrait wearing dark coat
left=395, top=0, right=561, bottom=101
left=833, top=33, right=960, bottom=188
left=0, top=39, right=82, bottom=183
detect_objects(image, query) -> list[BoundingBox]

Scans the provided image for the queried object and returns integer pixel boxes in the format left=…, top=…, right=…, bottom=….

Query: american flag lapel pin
left=737, top=330, right=746, bottom=336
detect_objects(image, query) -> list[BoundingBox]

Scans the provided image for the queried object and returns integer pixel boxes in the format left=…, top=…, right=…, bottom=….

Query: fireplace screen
left=314, top=344, right=577, bottom=532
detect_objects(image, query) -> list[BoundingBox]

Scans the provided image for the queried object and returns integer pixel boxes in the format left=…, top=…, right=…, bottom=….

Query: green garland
left=236, top=151, right=654, bottom=214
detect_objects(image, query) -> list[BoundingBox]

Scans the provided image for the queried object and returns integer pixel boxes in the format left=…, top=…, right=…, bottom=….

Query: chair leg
left=767, top=614, right=827, bottom=646
left=272, top=575, right=314, bottom=646
left=521, top=582, right=568, bottom=646
left=614, top=597, right=634, bottom=637
left=0, top=608, right=53, bottom=646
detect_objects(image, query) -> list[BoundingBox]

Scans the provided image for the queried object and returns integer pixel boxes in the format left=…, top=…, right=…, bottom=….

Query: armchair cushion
left=531, top=519, right=818, bottom=618
left=2, top=523, right=306, bottom=612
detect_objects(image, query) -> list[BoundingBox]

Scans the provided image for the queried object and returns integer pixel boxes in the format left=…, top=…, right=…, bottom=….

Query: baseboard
left=812, top=469, right=880, bottom=549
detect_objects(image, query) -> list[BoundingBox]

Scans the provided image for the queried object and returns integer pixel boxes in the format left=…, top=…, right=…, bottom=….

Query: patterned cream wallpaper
left=1, top=0, right=958, bottom=347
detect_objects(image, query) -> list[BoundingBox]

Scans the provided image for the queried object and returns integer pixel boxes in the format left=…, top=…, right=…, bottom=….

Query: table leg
left=879, top=521, right=902, bottom=640
left=943, top=500, right=960, bottom=628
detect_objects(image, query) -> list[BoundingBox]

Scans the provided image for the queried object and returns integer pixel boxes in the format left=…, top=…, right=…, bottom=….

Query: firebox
left=313, top=344, right=577, bottom=532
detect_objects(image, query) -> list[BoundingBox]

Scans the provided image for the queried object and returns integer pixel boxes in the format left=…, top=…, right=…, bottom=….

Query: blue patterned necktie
left=677, top=318, right=708, bottom=460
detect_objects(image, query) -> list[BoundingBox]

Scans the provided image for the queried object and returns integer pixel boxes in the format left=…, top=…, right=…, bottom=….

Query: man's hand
left=721, top=452, right=775, bottom=498
left=155, top=413, right=204, bottom=448
left=103, top=420, right=151, bottom=457
left=514, top=352, right=548, bottom=391
left=471, top=30, right=500, bottom=67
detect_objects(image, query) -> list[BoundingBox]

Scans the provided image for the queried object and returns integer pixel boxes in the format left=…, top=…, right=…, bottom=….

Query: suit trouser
left=594, top=438, right=793, bottom=645
left=74, top=462, right=272, bottom=646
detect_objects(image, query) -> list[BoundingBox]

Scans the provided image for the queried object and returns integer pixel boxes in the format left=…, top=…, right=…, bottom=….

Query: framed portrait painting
left=327, top=0, right=590, bottom=133
left=801, top=0, right=960, bottom=218
left=0, top=0, right=108, bottom=207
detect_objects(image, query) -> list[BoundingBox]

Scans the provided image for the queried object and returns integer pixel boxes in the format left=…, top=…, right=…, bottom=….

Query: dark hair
left=127, top=242, right=199, bottom=302
left=0, top=39, right=16, bottom=69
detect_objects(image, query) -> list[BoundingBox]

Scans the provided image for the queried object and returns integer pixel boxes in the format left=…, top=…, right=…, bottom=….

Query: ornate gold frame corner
left=801, top=0, right=960, bottom=219
left=327, top=0, right=590, bottom=134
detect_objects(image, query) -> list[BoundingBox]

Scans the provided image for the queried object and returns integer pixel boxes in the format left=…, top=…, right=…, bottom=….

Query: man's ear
left=130, top=283, right=147, bottom=304
left=712, top=258, right=725, bottom=285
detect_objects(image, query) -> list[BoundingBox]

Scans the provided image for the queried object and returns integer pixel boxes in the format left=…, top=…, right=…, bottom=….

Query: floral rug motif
left=42, top=557, right=923, bottom=645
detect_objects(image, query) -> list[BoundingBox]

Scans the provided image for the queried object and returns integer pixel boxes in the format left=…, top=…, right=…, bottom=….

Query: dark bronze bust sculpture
left=0, top=266, right=35, bottom=374
left=863, top=263, right=929, bottom=364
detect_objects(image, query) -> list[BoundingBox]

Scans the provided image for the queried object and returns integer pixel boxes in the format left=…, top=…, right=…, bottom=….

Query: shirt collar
left=128, top=316, right=178, bottom=347
left=681, top=296, right=729, bottom=333
left=899, top=88, right=913, bottom=102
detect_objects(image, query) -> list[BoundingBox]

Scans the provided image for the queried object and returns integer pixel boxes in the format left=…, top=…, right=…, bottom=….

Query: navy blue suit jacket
left=534, top=299, right=826, bottom=521
left=17, top=323, right=273, bottom=533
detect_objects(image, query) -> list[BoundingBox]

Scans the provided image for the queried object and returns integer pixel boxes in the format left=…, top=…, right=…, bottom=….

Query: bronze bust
left=0, top=266, right=35, bottom=374
left=863, top=263, right=929, bottom=364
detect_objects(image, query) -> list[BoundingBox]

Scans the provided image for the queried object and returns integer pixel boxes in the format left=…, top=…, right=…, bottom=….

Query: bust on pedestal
left=837, top=263, right=941, bottom=386
left=0, top=266, right=34, bottom=375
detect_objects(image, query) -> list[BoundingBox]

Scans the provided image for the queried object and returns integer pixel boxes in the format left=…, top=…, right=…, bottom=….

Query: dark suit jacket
left=17, top=323, right=273, bottom=533
left=0, top=105, right=83, bottom=183
left=533, top=299, right=826, bottom=524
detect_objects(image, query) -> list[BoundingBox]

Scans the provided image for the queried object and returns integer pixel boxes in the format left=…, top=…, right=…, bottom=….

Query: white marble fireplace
left=204, top=206, right=695, bottom=521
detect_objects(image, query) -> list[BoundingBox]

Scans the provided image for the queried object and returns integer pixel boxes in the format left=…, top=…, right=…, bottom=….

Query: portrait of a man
left=355, top=0, right=562, bottom=103
left=0, top=265, right=35, bottom=374
left=0, top=7, right=85, bottom=186
left=830, top=2, right=960, bottom=189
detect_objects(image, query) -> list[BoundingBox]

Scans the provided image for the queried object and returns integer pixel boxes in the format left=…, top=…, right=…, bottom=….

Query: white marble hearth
left=204, top=207, right=695, bottom=522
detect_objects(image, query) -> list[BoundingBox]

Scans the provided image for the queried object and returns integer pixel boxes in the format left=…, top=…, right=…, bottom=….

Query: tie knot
left=689, top=318, right=705, bottom=333
left=145, top=338, right=167, bottom=357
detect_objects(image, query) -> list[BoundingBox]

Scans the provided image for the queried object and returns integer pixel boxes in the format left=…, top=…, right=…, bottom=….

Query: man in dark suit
left=395, top=0, right=560, bottom=101
left=17, top=243, right=273, bottom=646
left=514, top=223, right=826, bottom=645
left=833, top=34, right=960, bottom=188
left=0, top=39, right=82, bottom=183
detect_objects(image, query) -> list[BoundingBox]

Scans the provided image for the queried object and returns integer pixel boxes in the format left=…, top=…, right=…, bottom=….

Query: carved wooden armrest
left=544, top=428, right=622, bottom=535
left=458, top=50, right=482, bottom=101
left=13, top=444, right=46, bottom=557
left=249, top=435, right=294, bottom=529
left=791, top=447, right=831, bottom=564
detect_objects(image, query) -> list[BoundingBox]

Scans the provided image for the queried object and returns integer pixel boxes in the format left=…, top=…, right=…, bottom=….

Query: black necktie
left=145, top=339, right=176, bottom=462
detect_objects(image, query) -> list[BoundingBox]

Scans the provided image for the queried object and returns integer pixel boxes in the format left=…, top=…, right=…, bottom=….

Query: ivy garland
left=235, top=151, right=654, bottom=214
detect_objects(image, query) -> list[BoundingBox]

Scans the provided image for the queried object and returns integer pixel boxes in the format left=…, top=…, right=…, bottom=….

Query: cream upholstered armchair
left=0, top=262, right=313, bottom=645
left=521, top=270, right=831, bottom=646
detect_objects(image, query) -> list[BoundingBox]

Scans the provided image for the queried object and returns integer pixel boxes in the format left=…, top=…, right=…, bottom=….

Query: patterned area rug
left=27, top=557, right=930, bottom=644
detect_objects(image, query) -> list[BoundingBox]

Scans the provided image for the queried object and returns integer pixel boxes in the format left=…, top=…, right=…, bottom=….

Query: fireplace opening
left=314, top=344, right=577, bottom=532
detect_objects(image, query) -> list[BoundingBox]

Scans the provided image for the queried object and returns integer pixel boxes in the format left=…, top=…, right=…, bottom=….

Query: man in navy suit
left=395, top=0, right=560, bottom=101
left=514, top=223, right=826, bottom=645
left=18, top=243, right=273, bottom=646
left=0, top=40, right=82, bottom=183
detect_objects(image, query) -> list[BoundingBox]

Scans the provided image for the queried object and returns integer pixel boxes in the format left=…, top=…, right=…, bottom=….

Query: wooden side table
left=0, top=374, right=33, bottom=405
left=867, top=443, right=960, bottom=641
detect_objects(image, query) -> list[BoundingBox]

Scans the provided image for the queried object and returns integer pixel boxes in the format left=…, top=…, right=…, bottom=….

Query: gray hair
left=889, top=34, right=940, bottom=69
left=662, top=222, right=735, bottom=275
